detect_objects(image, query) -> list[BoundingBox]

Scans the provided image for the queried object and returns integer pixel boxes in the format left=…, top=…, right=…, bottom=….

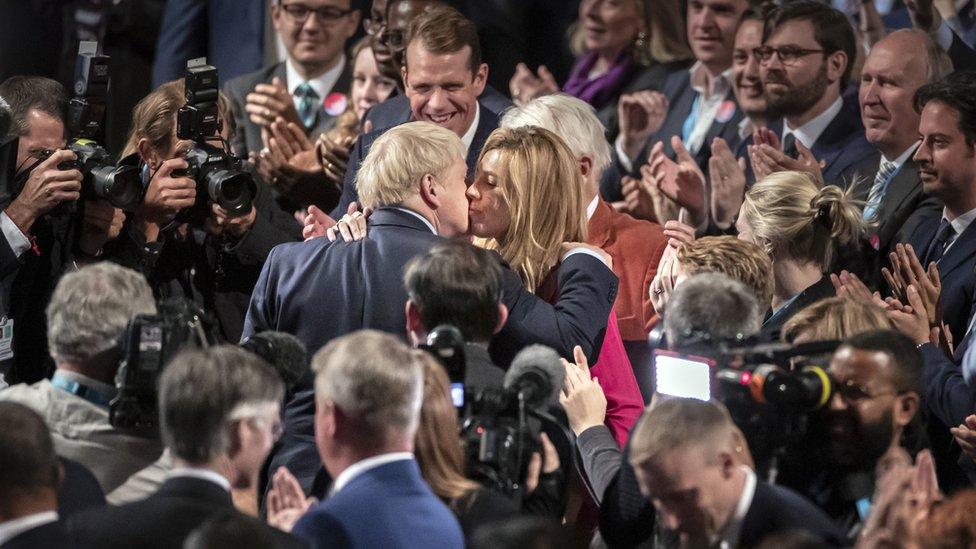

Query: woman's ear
left=136, top=138, right=157, bottom=169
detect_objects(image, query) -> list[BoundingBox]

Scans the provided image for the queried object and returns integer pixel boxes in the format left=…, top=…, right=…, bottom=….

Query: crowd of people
left=1, top=0, right=976, bottom=547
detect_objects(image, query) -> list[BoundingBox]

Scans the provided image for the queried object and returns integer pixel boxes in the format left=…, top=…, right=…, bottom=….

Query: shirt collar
left=689, top=62, right=733, bottom=100
left=166, top=466, right=232, bottom=493
left=738, top=118, right=756, bottom=141
left=460, top=103, right=481, bottom=154
left=585, top=195, right=600, bottom=221
left=52, top=368, right=116, bottom=398
left=0, top=511, right=59, bottom=546
left=393, top=207, right=438, bottom=235
left=783, top=96, right=843, bottom=149
left=286, top=55, right=347, bottom=100
left=715, top=467, right=757, bottom=549
left=330, top=452, right=414, bottom=495
left=943, top=206, right=976, bottom=236
left=882, top=141, right=920, bottom=168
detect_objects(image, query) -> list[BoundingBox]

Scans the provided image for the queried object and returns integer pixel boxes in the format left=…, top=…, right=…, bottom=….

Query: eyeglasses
left=752, top=46, right=825, bottom=66
left=280, top=3, right=354, bottom=24
left=380, top=29, right=406, bottom=52
left=834, top=379, right=898, bottom=406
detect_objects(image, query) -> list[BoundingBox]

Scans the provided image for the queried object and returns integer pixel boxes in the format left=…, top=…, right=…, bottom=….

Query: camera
left=109, top=299, right=219, bottom=437
left=173, top=58, right=256, bottom=225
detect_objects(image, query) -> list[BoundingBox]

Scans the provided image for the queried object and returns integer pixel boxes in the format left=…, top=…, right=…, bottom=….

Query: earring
left=635, top=31, right=647, bottom=50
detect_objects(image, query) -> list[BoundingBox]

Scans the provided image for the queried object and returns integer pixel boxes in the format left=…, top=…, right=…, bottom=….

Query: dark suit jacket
left=1, top=519, right=73, bottom=549
left=293, top=459, right=464, bottom=548
left=225, top=61, right=353, bottom=158
left=58, top=458, right=106, bottom=519
left=906, top=216, right=976, bottom=345
left=67, top=476, right=305, bottom=549
left=331, top=104, right=500, bottom=218
left=151, top=0, right=265, bottom=88
left=243, top=208, right=617, bottom=491
left=600, top=68, right=745, bottom=201
left=761, top=276, right=836, bottom=342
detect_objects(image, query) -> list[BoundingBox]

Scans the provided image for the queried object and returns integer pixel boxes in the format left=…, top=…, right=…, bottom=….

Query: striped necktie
left=295, top=82, right=319, bottom=129
left=863, top=159, right=897, bottom=221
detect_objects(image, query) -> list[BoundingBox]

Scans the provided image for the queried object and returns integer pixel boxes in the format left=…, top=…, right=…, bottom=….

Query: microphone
left=240, top=331, right=308, bottom=390
left=503, top=345, right=565, bottom=410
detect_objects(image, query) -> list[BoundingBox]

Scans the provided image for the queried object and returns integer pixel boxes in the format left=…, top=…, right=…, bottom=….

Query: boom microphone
left=503, top=345, right=565, bottom=410
left=240, top=331, right=309, bottom=390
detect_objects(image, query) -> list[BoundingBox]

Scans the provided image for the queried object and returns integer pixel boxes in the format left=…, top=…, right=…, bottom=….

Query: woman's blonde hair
left=413, top=352, right=480, bottom=502
left=569, top=0, right=693, bottom=65
left=781, top=297, right=893, bottom=343
left=121, top=79, right=233, bottom=159
left=739, top=171, right=866, bottom=270
left=477, top=126, right=587, bottom=292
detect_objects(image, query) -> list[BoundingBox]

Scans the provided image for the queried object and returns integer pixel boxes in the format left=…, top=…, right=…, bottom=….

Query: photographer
left=0, top=262, right=162, bottom=494
left=106, top=79, right=301, bottom=342
left=0, top=76, right=124, bottom=385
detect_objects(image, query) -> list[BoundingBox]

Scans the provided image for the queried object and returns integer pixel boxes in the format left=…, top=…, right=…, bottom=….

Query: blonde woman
left=736, top=171, right=868, bottom=340
left=467, top=126, right=644, bottom=447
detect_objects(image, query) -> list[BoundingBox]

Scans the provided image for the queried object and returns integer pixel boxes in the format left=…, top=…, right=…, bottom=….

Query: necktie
left=922, top=219, right=955, bottom=266
left=782, top=133, right=798, bottom=159
left=863, top=160, right=897, bottom=221
left=295, top=83, right=319, bottom=129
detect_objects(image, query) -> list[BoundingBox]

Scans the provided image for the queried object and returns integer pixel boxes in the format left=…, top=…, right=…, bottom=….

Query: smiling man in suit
left=225, top=0, right=360, bottom=158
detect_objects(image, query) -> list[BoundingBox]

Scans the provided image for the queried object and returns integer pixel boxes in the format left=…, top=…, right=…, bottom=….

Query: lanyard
left=681, top=94, right=703, bottom=144
left=51, top=373, right=113, bottom=408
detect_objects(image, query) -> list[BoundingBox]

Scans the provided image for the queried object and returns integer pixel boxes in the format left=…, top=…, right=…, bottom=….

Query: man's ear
left=826, top=50, right=847, bottom=86
left=493, top=303, right=509, bottom=335
left=418, top=173, right=440, bottom=210
left=894, top=392, right=919, bottom=429
left=718, top=451, right=736, bottom=479
left=579, top=155, right=594, bottom=180
left=472, top=63, right=488, bottom=96
left=406, top=299, right=426, bottom=343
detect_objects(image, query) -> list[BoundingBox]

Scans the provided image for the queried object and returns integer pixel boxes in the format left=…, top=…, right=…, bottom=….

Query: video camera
left=654, top=337, right=841, bottom=482
left=109, top=299, right=219, bottom=437
left=173, top=58, right=256, bottom=225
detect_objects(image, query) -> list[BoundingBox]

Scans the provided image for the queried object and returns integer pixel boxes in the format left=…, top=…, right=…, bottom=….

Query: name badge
left=0, top=317, right=14, bottom=361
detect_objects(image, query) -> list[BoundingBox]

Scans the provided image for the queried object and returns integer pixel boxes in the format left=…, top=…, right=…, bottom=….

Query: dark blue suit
left=292, top=459, right=463, bottom=549
left=243, top=208, right=617, bottom=491
left=905, top=216, right=976, bottom=346
left=332, top=102, right=502, bottom=218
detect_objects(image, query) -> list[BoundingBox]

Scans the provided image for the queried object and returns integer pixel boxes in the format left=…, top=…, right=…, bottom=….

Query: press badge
left=0, top=317, right=13, bottom=361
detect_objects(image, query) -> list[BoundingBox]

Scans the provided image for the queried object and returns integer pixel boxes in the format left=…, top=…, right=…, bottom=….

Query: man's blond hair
left=357, top=122, right=465, bottom=210
left=629, top=398, right=736, bottom=468
left=677, top=236, right=774, bottom=312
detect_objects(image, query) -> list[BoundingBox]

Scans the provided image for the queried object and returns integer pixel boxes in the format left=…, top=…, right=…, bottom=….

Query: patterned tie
left=782, top=133, right=798, bottom=159
left=295, top=83, right=319, bottom=129
left=863, top=159, right=897, bottom=221
left=922, top=218, right=955, bottom=266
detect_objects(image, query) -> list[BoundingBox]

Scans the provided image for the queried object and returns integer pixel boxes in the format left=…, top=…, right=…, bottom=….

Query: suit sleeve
left=642, top=236, right=668, bottom=334
left=330, top=134, right=366, bottom=219
left=949, top=32, right=976, bottom=72
left=291, top=509, right=353, bottom=549
left=490, top=253, right=617, bottom=366
left=576, top=425, right=624, bottom=503
left=151, top=0, right=207, bottom=88
left=919, top=342, right=976, bottom=428
left=241, top=244, right=281, bottom=342
left=598, top=438, right=656, bottom=547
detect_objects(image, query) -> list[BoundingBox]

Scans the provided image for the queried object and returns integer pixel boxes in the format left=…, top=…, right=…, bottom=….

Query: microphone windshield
left=503, top=345, right=565, bottom=409
left=241, top=331, right=308, bottom=389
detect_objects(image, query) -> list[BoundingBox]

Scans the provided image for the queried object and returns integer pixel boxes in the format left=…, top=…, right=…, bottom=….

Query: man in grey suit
left=224, top=0, right=361, bottom=158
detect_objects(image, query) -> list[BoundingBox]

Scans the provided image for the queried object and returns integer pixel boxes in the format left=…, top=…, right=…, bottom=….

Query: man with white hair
left=501, top=94, right=668, bottom=390
left=244, top=121, right=617, bottom=493
left=0, top=262, right=162, bottom=493
left=292, top=330, right=463, bottom=547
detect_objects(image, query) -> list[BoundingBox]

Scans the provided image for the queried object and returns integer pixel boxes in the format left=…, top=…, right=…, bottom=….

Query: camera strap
left=51, top=372, right=114, bottom=408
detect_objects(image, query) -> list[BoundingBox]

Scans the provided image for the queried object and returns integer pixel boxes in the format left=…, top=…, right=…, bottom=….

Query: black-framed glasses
left=752, top=46, right=825, bottom=66
left=280, top=3, right=354, bottom=24
left=380, top=28, right=406, bottom=52
left=834, top=379, right=899, bottom=406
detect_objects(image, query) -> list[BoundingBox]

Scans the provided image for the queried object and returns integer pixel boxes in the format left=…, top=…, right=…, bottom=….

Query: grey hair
left=883, top=29, right=953, bottom=84
left=159, top=346, right=284, bottom=464
left=500, top=93, right=612, bottom=176
left=45, top=262, right=157, bottom=364
left=313, top=330, right=424, bottom=443
left=665, top=272, right=761, bottom=349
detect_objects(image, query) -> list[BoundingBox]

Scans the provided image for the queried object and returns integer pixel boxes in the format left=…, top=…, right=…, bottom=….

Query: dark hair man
left=0, top=402, right=70, bottom=549
left=66, top=346, right=303, bottom=549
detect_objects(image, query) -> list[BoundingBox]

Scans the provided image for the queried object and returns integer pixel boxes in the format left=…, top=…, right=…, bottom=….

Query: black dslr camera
left=173, top=58, right=256, bottom=225
left=109, top=299, right=219, bottom=437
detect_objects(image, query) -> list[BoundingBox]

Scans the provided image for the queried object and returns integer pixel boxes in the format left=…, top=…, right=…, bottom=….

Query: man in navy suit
left=331, top=5, right=511, bottom=217
left=245, top=122, right=617, bottom=492
left=745, top=1, right=876, bottom=188
left=292, top=331, right=464, bottom=548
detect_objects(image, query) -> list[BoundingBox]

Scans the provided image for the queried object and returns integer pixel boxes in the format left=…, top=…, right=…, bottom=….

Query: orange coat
left=587, top=199, right=668, bottom=341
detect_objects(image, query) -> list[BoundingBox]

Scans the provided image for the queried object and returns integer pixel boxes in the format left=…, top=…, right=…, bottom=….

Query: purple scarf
left=562, top=49, right=636, bottom=111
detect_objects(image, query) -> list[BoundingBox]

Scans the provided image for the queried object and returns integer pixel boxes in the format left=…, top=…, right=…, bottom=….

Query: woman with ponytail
left=736, top=171, right=867, bottom=340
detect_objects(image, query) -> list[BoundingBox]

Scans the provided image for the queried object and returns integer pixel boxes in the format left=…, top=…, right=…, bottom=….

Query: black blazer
left=224, top=61, right=353, bottom=158
left=243, top=208, right=617, bottom=492
left=0, top=520, right=73, bottom=549
left=331, top=104, right=500, bottom=218
left=67, top=476, right=305, bottom=549
left=761, top=275, right=836, bottom=342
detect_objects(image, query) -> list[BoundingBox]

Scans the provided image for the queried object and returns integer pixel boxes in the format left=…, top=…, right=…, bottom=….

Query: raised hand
left=302, top=205, right=335, bottom=241
left=138, top=157, right=195, bottom=226
left=509, top=62, right=559, bottom=106
left=882, top=243, right=942, bottom=325
left=654, top=136, right=706, bottom=226
left=620, top=175, right=657, bottom=221
left=750, top=141, right=825, bottom=184
left=246, top=77, right=303, bottom=129
left=662, top=219, right=696, bottom=249
left=559, top=345, right=607, bottom=436
left=617, top=91, right=668, bottom=162
left=327, top=201, right=371, bottom=242
left=830, top=270, right=886, bottom=308
left=266, top=466, right=317, bottom=533
left=708, top=137, right=747, bottom=230
left=5, top=149, right=82, bottom=233
left=78, top=199, right=125, bottom=257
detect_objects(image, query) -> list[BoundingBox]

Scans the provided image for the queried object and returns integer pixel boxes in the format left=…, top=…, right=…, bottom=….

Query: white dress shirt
left=714, top=467, right=758, bottom=549
left=460, top=103, right=481, bottom=155
left=166, top=466, right=232, bottom=492
left=394, top=207, right=438, bottom=235
left=330, top=452, right=414, bottom=495
left=0, top=511, right=59, bottom=546
left=0, top=211, right=31, bottom=258
left=685, top=63, right=734, bottom=155
left=782, top=96, right=843, bottom=150
left=286, top=55, right=347, bottom=109
left=943, top=206, right=976, bottom=254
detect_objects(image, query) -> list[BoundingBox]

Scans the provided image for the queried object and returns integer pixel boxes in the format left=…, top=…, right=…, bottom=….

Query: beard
left=823, top=407, right=895, bottom=474
left=764, top=64, right=830, bottom=120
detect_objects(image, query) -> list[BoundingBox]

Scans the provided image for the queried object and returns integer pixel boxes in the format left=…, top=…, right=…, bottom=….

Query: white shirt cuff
left=935, top=20, right=955, bottom=51
left=614, top=135, right=635, bottom=173
left=562, top=247, right=609, bottom=268
left=0, top=211, right=31, bottom=258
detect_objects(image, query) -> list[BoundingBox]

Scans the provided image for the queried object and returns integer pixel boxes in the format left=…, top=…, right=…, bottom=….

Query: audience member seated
left=288, top=331, right=464, bottom=548
left=404, top=241, right=508, bottom=392
left=66, top=346, right=303, bottom=549
left=225, top=0, right=361, bottom=158
left=0, top=402, right=72, bottom=549
left=628, top=398, right=843, bottom=548
left=781, top=296, right=893, bottom=344
left=0, top=262, right=162, bottom=493
left=736, top=171, right=867, bottom=340
left=509, top=0, right=692, bottom=139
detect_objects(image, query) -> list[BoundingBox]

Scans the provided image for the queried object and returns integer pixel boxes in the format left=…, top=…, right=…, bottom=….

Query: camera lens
left=90, top=164, right=143, bottom=210
left=206, top=169, right=255, bottom=214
